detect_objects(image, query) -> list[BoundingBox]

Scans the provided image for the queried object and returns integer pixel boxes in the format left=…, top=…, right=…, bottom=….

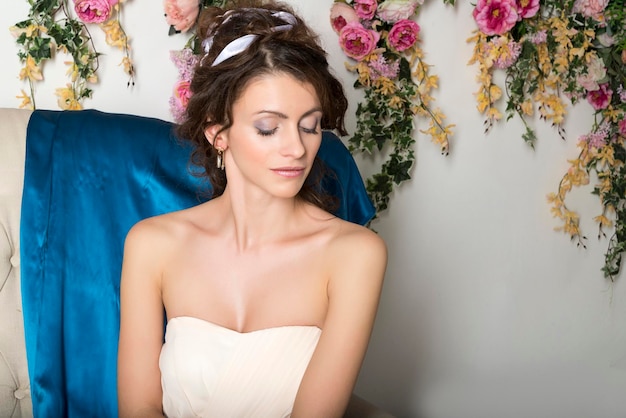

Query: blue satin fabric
left=20, top=109, right=374, bottom=417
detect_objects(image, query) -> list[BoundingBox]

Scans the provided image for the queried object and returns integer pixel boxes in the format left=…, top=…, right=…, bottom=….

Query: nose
left=279, top=126, right=306, bottom=159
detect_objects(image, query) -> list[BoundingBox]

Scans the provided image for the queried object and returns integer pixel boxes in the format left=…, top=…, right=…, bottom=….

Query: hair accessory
left=212, top=34, right=258, bottom=66
left=201, top=36, right=214, bottom=55
left=269, top=11, right=297, bottom=31
left=205, top=9, right=297, bottom=66
left=216, top=147, right=225, bottom=170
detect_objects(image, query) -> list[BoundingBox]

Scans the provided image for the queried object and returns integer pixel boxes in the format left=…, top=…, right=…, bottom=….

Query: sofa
left=0, top=107, right=391, bottom=417
left=1, top=108, right=32, bottom=417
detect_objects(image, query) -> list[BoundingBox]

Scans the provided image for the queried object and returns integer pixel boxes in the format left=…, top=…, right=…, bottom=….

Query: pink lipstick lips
left=271, top=167, right=305, bottom=178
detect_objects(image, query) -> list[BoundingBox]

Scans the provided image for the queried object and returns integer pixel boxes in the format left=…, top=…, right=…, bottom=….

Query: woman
left=117, top=1, right=387, bottom=416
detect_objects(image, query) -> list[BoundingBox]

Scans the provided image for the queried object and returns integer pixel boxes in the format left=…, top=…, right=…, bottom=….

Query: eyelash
left=257, top=128, right=278, bottom=136
left=256, top=125, right=319, bottom=136
left=301, top=126, right=319, bottom=135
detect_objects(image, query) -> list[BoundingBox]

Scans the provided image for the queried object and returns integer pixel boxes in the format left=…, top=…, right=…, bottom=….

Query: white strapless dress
left=159, top=316, right=321, bottom=418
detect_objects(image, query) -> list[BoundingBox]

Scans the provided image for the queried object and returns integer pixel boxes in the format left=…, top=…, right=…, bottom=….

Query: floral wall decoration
left=329, top=0, right=456, bottom=214
left=165, top=0, right=227, bottom=123
left=11, top=0, right=134, bottom=110
left=165, top=0, right=456, bottom=217
left=467, top=0, right=626, bottom=279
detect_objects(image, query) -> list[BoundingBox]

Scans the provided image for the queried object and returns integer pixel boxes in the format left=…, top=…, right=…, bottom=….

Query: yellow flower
left=537, top=93, right=567, bottom=125
left=55, top=85, right=83, bottom=110
left=388, top=95, right=403, bottom=109
left=28, top=24, right=47, bottom=37
left=602, top=108, right=623, bottom=123
left=374, top=77, right=396, bottom=96
left=101, top=19, right=127, bottom=49
left=489, top=85, right=502, bottom=102
left=19, top=55, right=43, bottom=81
left=563, top=208, right=580, bottom=228
left=593, top=215, right=613, bottom=229
left=348, top=61, right=372, bottom=87
left=16, top=90, right=33, bottom=109
left=475, top=88, right=491, bottom=113
left=423, top=75, right=438, bottom=92
left=120, top=56, right=134, bottom=77
left=520, top=100, right=533, bottom=116
left=596, top=174, right=612, bottom=195
left=486, top=106, right=502, bottom=121
left=595, top=146, right=616, bottom=169
left=476, top=70, right=492, bottom=87
left=9, top=23, right=47, bottom=39
left=65, top=61, right=79, bottom=82
left=536, top=44, right=550, bottom=68
left=8, top=25, right=26, bottom=38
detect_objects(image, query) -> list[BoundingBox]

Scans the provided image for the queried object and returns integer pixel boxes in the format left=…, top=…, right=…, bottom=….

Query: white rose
left=596, top=32, right=615, bottom=47
left=576, top=53, right=607, bottom=91
left=377, top=0, right=421, bottom=23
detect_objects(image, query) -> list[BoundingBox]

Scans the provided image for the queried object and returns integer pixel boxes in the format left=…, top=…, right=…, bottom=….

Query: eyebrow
left=254, top=108, right=323, bottom=120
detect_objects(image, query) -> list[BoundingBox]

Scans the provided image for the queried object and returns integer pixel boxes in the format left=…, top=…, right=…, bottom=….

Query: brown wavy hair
left=176, top=0, right=348, bottom=212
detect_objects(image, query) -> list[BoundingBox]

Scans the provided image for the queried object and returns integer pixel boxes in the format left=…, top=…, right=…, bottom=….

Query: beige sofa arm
left=0, top=108, right=33, bottom=417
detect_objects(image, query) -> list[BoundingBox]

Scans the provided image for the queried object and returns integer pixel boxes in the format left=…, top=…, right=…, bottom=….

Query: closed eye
left=257, top=127, right=278, bottom=136
left=300, top=125, right=319, bottom=135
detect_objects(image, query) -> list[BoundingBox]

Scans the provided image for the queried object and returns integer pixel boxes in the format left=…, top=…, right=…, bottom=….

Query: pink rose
left=164, top=0, right=200, bottom=33
left=74, top=0, right=118, bottom=24
left=353, top=0, right=378, bottom=20
left=387, top=19, right=420, bottom=52
left=587, top=83, right=612, bottom=110
left=473, top=0, right=519, bottom=36
left=339, top=21, right=380, bottom=61
left=170, top=79, right=192, bottom=123
left=516, top=0, right=539, bottom=19
left=572, top=0, right=609, bottom=19
left=377, top=0, right=421, bottom=23
left=174, top=80, right=192, bottom=108
left=330, top=3, right=360, bottom=34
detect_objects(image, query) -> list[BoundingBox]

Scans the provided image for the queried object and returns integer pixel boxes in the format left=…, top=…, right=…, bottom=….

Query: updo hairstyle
left=176, top=0, right=349, bottom=211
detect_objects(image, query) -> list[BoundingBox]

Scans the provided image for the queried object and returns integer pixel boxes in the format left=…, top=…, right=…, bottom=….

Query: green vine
left=468, top=0, right=626, bottom=279
left=331, top=0, right=456, bottom=216
left=11, top=0, right=134, bottom=110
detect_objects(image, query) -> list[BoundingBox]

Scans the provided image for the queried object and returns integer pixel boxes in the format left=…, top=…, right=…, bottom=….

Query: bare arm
left=291, top=227, right=387, bottom=417
left=117, top=221, right=168, bottom=418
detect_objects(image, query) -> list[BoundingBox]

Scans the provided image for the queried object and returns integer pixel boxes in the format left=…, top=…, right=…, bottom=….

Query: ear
left=204, top=124, right=228, bottom=150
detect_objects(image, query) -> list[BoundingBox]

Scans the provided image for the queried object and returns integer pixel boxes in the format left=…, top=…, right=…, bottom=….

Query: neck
left=216, top=186, right=302, bottom=252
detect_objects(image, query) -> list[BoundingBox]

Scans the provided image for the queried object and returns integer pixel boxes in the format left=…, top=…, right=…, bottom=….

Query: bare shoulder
left=326, top=219, right=388, bottom=278
left=332, top=220, right=387, bottom=257
left=123, top=206, right=203, bottom=265
left=125, top=205, right=204, bottom=243
left=125, top=212, right=176, bottom=251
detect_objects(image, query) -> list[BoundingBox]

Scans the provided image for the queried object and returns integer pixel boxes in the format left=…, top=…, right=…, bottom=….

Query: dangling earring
left=216, top=147, right=225, bottom=170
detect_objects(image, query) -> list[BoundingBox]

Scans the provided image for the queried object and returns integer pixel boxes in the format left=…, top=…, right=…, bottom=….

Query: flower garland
left=468, top=0, right=626, bottom=279
left=330, top=0, right=456, bottom=214
left=11, top=0, right=134, bottom=110
left=165, top=0, right=227, bottom=123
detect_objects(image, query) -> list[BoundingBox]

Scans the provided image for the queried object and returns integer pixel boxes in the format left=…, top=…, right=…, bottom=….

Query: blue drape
left=20, top=109, right=374, bottom=417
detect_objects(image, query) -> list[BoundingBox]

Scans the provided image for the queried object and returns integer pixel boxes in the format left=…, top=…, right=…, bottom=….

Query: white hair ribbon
left=205, top=9, right=297, bottom=66
left=271, top=11, right=297, bottom=31
left=202, top=37, right=214, bottom=54
left=211, top=33, right=258, bottom=66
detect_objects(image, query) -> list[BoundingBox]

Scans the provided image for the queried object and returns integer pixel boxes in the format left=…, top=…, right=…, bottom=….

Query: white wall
left=2, top=1, right=625, bottom=417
